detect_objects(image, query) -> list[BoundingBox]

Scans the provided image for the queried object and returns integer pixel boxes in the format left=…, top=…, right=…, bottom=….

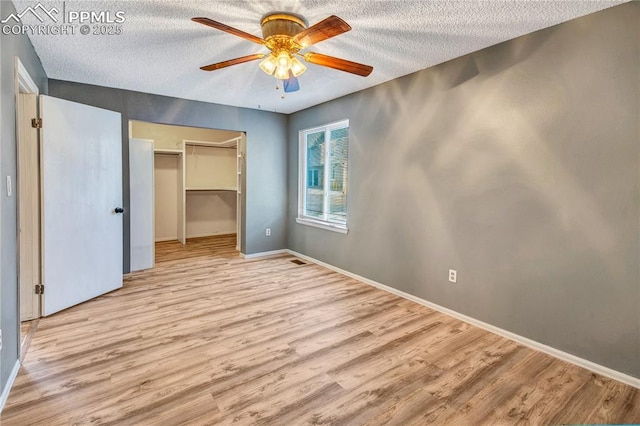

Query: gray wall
left=287, top=3, right=640, bottom=378
left=47, top=81, right=288, bottom=270
left=0, top=0, right=48, bottom=395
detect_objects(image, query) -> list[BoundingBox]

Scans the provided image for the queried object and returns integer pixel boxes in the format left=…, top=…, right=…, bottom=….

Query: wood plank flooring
left=2, top=235, right=639, bottom=425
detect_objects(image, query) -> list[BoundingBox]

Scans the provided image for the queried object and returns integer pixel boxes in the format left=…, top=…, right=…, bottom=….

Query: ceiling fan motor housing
left=261, top=13, right=307, bottom=38
left=261, top=13, right=307, bottom=53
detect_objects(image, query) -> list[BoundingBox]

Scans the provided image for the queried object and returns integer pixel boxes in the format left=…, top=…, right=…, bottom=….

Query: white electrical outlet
left=6, top=176, right=12, bottom=197
left=449, top=269, right=457, bottom=283
left=266, top=228, right=271, bottom=236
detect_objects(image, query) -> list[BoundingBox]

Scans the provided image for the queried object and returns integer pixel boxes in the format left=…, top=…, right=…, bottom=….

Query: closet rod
left=183, top=136, right=241, bottom=148
left=154, top=149, right=182, bottom=155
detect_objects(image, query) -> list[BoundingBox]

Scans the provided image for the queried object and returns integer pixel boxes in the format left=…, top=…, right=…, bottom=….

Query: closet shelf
left=185, top=187, right=238, bottom=192
left=154, top=148, right=183, bottom=155
left=184, top=137, right=240, bottom=148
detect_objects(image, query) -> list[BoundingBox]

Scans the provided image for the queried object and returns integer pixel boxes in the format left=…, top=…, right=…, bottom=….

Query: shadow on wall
left=349, top=18, right=624, bottom=322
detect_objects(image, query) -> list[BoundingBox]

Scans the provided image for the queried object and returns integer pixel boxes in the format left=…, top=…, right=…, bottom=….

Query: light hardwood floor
left=2, top=235, right=639, bottom=425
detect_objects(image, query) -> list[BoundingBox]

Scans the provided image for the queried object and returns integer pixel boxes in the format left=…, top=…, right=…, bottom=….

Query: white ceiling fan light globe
left=274, top=65, right=290, bottom=80
left=290, top=56, right=307, bottom=77
left=277, top=51, right=290, bottom=68
left=259, top=55, right=277, bottom=75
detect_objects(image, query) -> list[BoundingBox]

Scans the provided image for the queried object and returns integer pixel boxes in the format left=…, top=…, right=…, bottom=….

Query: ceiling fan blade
left=200, top=54, right=265, bottom=71
left=293, top=15, right=351, bottom=47
left=192, top=17, right=265, bottom=45
left=304, top=52, right=373, bottom=77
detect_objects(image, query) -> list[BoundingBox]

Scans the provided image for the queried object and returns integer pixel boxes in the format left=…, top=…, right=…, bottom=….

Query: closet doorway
left=129, top=120, right=245, bottom=270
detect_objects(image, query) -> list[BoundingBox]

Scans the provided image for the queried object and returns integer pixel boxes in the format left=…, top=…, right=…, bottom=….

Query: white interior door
left=40, top=95, right=123, bottom=316
left=129, top=138, right=154, bottom=271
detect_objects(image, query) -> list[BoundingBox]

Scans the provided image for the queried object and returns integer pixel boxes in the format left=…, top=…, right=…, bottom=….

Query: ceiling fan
left=192, top=13, right=374, bottom=93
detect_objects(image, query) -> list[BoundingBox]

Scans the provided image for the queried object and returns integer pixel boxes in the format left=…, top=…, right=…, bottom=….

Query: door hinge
left=31, top=118, right=42, bottom=129
left=35, top=284, right=44, bottom=295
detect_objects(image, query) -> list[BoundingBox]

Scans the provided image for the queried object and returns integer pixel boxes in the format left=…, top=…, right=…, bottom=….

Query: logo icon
left=1, top=3, right=59, bottom=24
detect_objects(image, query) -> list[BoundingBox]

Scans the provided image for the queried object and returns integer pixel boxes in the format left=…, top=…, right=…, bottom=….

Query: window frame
left=297, top=119, right=350, bottom=234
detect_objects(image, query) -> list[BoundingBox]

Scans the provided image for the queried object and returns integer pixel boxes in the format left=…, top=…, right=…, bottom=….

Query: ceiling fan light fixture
left=290, top=56, right=307, bottom=77
left=259, top=54, right=277, bottom=75
left=276, top=51, right=290, bottom=68
left=274, top=64, right=290, bottom=80
left=271, top=50, right=306, bottom=80
left=269, top=50, right=307, bottom=80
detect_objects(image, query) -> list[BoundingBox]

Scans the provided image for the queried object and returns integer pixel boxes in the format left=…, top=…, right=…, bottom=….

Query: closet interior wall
left=184, top=142, right=238, bottom=239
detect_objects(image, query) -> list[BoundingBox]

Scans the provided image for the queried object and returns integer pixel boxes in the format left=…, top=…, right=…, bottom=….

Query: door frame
left=130, top=120, right=245, bottom=252
left=14, top=56, right=40, bottom=359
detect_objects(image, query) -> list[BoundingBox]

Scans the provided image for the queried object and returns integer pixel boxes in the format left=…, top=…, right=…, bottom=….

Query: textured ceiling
left=12, top=0, right=627, bottom=114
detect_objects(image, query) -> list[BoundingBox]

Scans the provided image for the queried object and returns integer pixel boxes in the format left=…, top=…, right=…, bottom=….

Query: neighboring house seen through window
left=297, top=120, right=349, bottom=233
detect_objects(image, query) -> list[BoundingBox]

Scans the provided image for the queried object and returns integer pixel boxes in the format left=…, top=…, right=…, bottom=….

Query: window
left=297, top=120, right=349, bottom=233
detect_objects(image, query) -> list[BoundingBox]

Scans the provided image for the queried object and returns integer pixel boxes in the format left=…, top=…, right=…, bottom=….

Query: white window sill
left=296, top=217, right=348, bottom=234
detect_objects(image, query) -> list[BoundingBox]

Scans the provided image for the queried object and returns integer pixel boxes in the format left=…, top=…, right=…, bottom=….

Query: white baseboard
left=241, top=249, right=287, bottom=259
left=186, top=232, right=236, bottom=239
left=156, top=234, right=236, bottom=243
left=286, top=250, right=640, bottom=390
left=0, top=360, right=21, bottom=413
